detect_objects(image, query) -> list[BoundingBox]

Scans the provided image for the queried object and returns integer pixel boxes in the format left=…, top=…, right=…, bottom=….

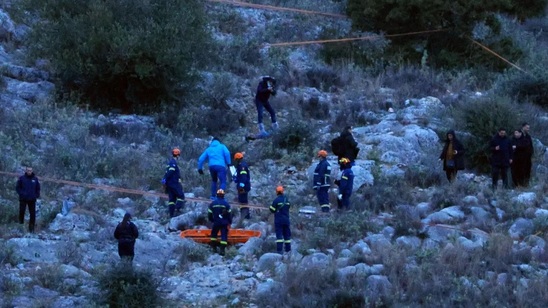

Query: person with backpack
left=114, top=212, right=139, bottom=265
left=269, top=186, right=291, bottom=255
left=331, top=126, right=359, bottom=166
left=255, top=76, right=278, bottom=136
left=313, top=150, right=332, bottom=213
left=162, top=147, right=185, bottom=217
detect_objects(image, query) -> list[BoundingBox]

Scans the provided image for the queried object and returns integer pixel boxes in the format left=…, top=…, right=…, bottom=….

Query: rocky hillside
left=2, top=2, right=548, bottom=307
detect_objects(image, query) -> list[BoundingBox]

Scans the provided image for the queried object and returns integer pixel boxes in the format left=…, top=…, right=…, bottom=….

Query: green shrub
left=97, top=264, right=162, bottom=307
left=12, top=0, right=213, bottom=113
left=300, top=95, right=330, bottom=120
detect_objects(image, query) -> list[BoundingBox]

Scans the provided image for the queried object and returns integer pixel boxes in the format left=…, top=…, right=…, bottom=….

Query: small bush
left=33, top=263, right=64, bottom=291
left=300, top=96, right=330, bottom=120
left=176, top=243, right=210, bottom=270
left=97, top=264, right=162, bottom=308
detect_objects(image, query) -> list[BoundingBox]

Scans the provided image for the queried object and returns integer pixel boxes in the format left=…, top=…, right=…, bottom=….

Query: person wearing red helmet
left=233, top=152, right=251, bottom=219
left=313, top=150, right=332, bottom=213
left=208, top=189, right=232, bottom=256
left=162, top=148, right=185, bottom=217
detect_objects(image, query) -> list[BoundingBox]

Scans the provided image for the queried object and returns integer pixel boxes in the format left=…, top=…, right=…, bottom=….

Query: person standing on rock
left=162, top=147, right=185, bottom=217
left=269, top=186, right=291, bottom=255
left=439, top=130, right=465, bottom=182
left=15, top=166, right=40, bottom=233
left=313, top=150, right=332, bottom=213
left=208, top=189, right=232, bottom=256
left=335, top=158, right=354, bottom=211
left=198, top=137, right=232, bottom=200
left=490, top=128, right=513, bottom=190
left=114, top=212, right=139, bottom=265
left=233, top=152, right=251, bottom=219
left=521, top=122, right=534, bottom=186
left=511, top=129, right=528, bottom=188
left=255, top=76, right=278, bottom=136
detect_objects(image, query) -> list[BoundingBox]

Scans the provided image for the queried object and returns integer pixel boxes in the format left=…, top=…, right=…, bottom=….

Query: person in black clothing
left=490, top=128, right=513, bottom=190
left=15, top=166, right=40, bottom=233
left=511, top=129, right=529, bottom=188
left=439, top=130, right=465, bottom=182
left=114, top=213, right=139, bottom=264
left=521, top=122, right=534, bottom=186
left=337, top=126, right=359, bottom=165
left=255, top=76, right=278, bottom=136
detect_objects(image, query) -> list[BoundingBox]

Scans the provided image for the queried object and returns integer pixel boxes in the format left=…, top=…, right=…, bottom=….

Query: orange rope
left=207, top=0, right=347, bottom=19
left=467, top=37, right=529, bottom=74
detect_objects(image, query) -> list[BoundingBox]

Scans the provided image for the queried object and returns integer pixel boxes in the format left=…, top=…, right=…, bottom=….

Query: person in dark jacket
left=208, top=189, right=232, bottom=256
left=162, top=148, right=185, bottom=217
left=335, top=158, right=354, bottom=211
left=439, top=130, right=465, bottom=182
left=233, top=152, right=251, bottom=219
left=269, top=186, right=291, bottom=255
left=313, top=150, right=331, bottom=213
left=255, top=76, right=278, bottom=136
left=490, top=128, right=513, bottom=190
left=15, top=166, right=40, bottom=233
left=521, top=122, right=534, bottom=186
left=511, top=129, right=529, bottom=188
left=338, top=126, right=359, bottom=165
left=114, top=213, right=139, bottom=264
left=198, top=137, right=232, bottom=200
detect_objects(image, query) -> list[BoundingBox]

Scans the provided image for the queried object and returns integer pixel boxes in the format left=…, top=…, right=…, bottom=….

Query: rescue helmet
left=216, top=189, right=225, bottom=197
left=172, top=147, right=181, bottom=157
left=234, top=152, right=244, bottom=160
left=276, top=185, right=284, bottom=194
left=339, top=157, right=351, bottom=165
left=317, top=150, right=328, bottom=158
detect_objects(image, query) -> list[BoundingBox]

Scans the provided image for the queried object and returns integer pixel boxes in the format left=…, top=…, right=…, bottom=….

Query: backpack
left=331, top=136, right=344, bottom=156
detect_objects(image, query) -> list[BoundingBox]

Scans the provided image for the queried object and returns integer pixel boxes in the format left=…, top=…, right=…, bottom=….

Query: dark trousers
left=118, top=240, right=135, bottom=264
left=492, top=165, right=509, bottom=189
left=316, top=187, right=330, bottom=212
left=167, top=184, right=185, bottom=217
left=209, top=165, right=227, bottom=198
left=511, top=160, right=527, bottom=188
left=19, top=199, right=36, bottom=232
left=275, top=223, right=291, bottom=253
left=445, top=169, right=457, bottom=182
left=337, top=194, right=351, bottom=211
left=524, top=157, right=532, bottom=186
left=210, top=223, right=229, bottom=247
left=256, top=99, right=276, bottom=124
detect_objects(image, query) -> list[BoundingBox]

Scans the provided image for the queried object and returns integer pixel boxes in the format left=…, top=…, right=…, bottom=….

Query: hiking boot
left=258, top=123, right=269, bottom=137
left=272, top=122, right=279, bottom=130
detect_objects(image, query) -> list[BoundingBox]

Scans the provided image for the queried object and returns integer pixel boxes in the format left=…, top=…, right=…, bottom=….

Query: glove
left=338, top=194, right=343, bottom=200
left=313, top=186, right=318, bottom=191
left=239, top=183, right=245, bottom=188
left=198, top=169, right=204, bottom=175
left=161, top=178, right=166, bottom=185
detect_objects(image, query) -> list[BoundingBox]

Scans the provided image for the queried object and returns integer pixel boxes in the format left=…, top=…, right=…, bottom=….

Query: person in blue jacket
left=269, top=186, right=291, bottom=255
left=198, top=137, right=232, bottom=200
left=15, top=166, right=40, bottom=233
left=162, top=148, right=185, bottom=217
left=208, top=189, right=232, bottom=256
left=255, top=76, right=278, bottom=136
left=233, top=152, right=251, bottom=219
left=313, top=150, right=331, bottom=213
left=490, top=128, right=513, bottom=190
left=335, top=158, right=354, bottom=211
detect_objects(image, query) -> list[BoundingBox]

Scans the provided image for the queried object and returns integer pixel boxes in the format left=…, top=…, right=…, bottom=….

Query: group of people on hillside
left=439, top=123, right=534, bottom=189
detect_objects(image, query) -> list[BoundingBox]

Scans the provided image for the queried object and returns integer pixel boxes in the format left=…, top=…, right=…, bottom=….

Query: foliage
left=455, top=96, right=521, bottom=173
left=299, top=95, right=330, bottom=120
left=346, top=0, right=547, bottom=68
left=97, top=264, right=162, bottom=308
left=11, top=0, right=213, bottom=113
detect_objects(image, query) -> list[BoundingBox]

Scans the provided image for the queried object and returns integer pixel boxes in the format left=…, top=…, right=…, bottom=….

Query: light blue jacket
left=198, top=140, right=231, bottom=169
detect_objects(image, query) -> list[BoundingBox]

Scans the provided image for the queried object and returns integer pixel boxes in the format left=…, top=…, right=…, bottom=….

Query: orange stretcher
left=179, top=229, right=261, bottom=244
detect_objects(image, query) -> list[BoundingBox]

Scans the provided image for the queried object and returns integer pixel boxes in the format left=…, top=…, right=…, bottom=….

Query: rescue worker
left=313, top=150, right=331, bottom=213
left=208, top=189, right=232, bottom=256
left=233, top=152, right=251, bottom=219
left=269, top=186, right=291, bottom=255
left=335, top=158, right=354, bottom=211
left=198, top=137, right=232, bottom=200
left=255, top=76, right=278, bottom=136
left=15, top=166, right=40, bottom=233
left=114, top=212, right=139, bottom=265
left=162, top=148, right=185, bottom=217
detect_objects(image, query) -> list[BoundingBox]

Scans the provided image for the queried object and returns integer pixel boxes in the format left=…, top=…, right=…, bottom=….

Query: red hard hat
left=172, top=148, right=181, bottom=156
left=234, top=152, right=244, bottom=160
left=276, top=186, right=284, bottom=194
left=317, top=150, right=328, bottom=158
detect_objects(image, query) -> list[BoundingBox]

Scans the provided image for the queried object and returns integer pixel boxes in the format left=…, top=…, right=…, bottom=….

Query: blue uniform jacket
left=339, top=168, right=354, bottom=195
left=270, top=195, right=291, bottom=225
left=163, top=158, right=181, bottom=188
left=198, top=140, right=231, bottom=169
left=235, top=161, right=251, bottom=192
left=208, top=198, right=232, bottom=225
left=313, top=159, right=331, bottom=189
left=16, top=173, right=41, bottom=201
